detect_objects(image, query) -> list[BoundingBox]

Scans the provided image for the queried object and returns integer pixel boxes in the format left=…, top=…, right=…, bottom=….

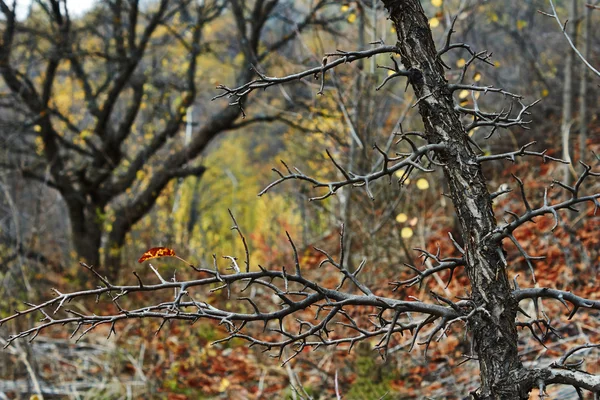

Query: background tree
left=0, top=0, right=336, bottom=279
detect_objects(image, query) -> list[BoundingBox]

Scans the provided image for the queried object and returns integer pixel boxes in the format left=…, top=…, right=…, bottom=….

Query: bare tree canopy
left=0, top=0, right=337, bottom=278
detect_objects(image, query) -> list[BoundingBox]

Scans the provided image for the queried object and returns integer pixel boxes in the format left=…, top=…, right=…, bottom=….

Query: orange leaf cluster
left=138, top=247, right=177, bottom=263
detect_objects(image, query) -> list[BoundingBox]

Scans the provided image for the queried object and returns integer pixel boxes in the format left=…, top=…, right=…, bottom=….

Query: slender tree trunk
left=561, top=0, right=577, bottom=185
left=579, top=5, right=591, bottom=164
left=340, top=3, right=366, bottom=272
left=382, top=1, right=523, bottom=398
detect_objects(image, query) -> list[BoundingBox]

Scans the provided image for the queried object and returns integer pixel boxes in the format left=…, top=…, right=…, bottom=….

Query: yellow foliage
left=416, top=178, right=430, bottom=190
left=218, top=378, right=231, bottom=392
left=395, top=213, right=408, bottom=223
left=401, top=227, right=414, bottom=239
left=34, top=137, right=44, bottom=155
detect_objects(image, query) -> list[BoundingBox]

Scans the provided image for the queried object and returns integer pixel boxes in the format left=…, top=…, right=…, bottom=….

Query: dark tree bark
left=382, top=1, right=523, bottom=398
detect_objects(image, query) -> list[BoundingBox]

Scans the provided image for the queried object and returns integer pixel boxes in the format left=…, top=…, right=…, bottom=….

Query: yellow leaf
left=33, top=125, right=42, bottom=132
left=80, top=129, right=91, bottom=139
left=401, top=227, right=414, bottom=239
left=459, top=90, right=470, bottom=99
left=429, top=17, right=440, bottom=28
left=431, top=0, right=443, bottom=7
left=396, top=213, right=408, bottom=223
left=395, top=170, right=411, bottom=185
left=218, top=378, right=230, bottom=392
left=341, top=5, right=349, bottom=12
left=517, top=20, right=527, bottom=31
left=34, top=136, right=44, bottom=155
left=416, top=178, right=430, bottom=190
left=541, top=89, right=549, bottom=97
left=388, top=69, right=395, bottom=76
left=394, top=170, right=409, bottom=180
left=456, top=58, right=466, bottom=68
left=348, top=13, right=357, bottom=23
left=473, top=72, right=482, bottom=82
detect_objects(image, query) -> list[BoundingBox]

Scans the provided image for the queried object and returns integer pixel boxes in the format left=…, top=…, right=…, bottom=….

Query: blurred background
left=0, top=0, right=598, bottom=398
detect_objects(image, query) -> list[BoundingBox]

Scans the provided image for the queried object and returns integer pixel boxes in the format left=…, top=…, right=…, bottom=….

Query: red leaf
left=138, top=247, right=176, bottom=263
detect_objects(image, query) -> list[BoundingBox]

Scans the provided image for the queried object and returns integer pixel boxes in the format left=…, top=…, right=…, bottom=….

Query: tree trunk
left=69, top=204, right=103, bottom=271
left=382, top=1, right=523, bottom=398
left=104, top=224, right=127, bottom=281
left=561, top=0, right=577, bottom=184
left=579, top=5, right=591, bottom=164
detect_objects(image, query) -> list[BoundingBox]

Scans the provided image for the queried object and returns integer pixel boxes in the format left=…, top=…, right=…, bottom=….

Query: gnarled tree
left=0, top=0, right=336, bottom=278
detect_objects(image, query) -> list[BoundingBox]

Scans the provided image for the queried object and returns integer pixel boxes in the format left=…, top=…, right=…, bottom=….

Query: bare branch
left=478, top=141, right=569, bottom=164
left=259, top=143, right=445, bottom=200
left=485, top=164, right=600, bottom=243
left=212, top=45, right=399, bottom=102
left=514, top=288, right=600, bottom=319
left=1, top=243, right=461, bottom=360
left=539, top=0, right=600, bottom=77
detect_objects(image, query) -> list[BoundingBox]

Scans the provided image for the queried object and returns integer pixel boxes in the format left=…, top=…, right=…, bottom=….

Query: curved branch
left=514, top=287, right=600, bottom=319
left=212, top=45, right=400, bottom=101
left=540, top=0, right=600, bottom=77
left=259, top=143, right=445, bottom=201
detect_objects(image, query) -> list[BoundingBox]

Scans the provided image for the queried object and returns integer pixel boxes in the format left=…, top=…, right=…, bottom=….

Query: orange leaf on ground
left=138, top=247, right=176, bottom=263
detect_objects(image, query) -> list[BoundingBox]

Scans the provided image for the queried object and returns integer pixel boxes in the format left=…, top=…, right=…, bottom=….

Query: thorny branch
left=390, top=242, right=466, bottom=290
left=487, top=162, right=600, bottom=244
left=478, top=141, right=569, bottom=164
left=459, top=98, right=541, bottom=138
left=1, top=230, right=468, bottom=364
left=259, top=139, right=445, bottom=201
left=212, top=45, right=400, bottom=107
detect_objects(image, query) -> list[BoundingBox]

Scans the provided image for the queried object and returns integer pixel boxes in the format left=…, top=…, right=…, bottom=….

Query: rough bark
left=382, top=1, right=523, bottom=398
